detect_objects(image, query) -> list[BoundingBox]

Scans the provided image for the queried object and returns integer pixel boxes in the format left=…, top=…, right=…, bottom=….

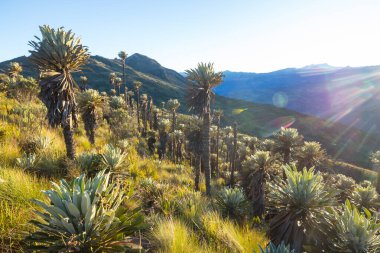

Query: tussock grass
left=0, top=167, right=50, bottom=252
left=151, top=218, right=212, bottom=253
left=201, top=211, right=268, bottom=252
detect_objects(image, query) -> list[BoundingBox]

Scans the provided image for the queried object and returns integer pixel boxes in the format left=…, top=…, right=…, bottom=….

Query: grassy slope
left=0, top=93, right=268, bottom=252
left=1, top=55, right=380, bottom=167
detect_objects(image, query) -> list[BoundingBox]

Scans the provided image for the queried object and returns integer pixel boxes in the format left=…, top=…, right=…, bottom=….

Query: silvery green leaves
left=101, top=144, right=127, bottom=171
left=326, top=200, right=380, bottom=253
left=258, top=242, right=295, bottom=253
left=24, top=170, right=146, bottom=252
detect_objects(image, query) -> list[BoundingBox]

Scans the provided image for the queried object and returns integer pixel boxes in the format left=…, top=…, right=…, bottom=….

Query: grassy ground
left=0, top=92, right=269, bottom=252
left=0, top=90, right=374, bottom=252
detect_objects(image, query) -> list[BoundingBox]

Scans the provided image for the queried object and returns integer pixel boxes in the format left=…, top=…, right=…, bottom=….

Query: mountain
left=215, top=65, right=380, bottom=135
left=1, top=55, right=380, bottom=167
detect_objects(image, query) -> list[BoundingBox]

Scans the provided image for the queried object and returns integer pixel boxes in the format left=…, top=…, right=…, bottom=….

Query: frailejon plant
left=326, top=200, right=380, bottom=253
left=76, top=152, right=102, bottom=176
left=28, top=25, right=90, bottom=159
left=77, top=89, right=104, bottom=144
left=24, top=170, right=146, bottom=252
left=351, top=184, right=380, bottom=212
left=16, top=153, right=37, bottom=170
left=258, top=242, right=295, bottom=253
left=214, top=187, right=249, bottom=223
left=267, top=165, right=336, bottom=253
left=101, top=144, right=127, bottom=171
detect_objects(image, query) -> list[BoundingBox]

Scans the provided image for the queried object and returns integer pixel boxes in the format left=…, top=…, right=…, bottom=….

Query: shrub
left=18, top=138, right=39, bottom=155
left=24, top=170, right=146, bottom=252
left=76, top=152, right=102, bottom=176
left=16, top=153, right=37, bottom=170
left=214, top=187, right=249, bottom=222
left=326, top=200, right=380, bottom=253
left=323, top=173, right=356, bottom=203
left=177, top=191, right=210, bottom=228
left=351, top=184, right=380, bottom=212
left=267, top=165, right=337, bottom=253
left=109, top=95, right=125, bottom=109
left=101, top=144, right=127, bottom=171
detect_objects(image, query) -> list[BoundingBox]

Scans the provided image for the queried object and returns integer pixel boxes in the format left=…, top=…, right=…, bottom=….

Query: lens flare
left=259, top=116, right=296, bottom=138
left=232, top=108, right=248, bottom=115
left=272, top=92, right=288, bottom=108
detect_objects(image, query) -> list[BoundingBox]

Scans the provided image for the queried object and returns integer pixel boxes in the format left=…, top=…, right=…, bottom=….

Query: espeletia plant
left=258, top=242, right=295, bottom=253
left=24, top=170, right=146, bottom=252
left=101, top=144, right=127, bottom=171
left=326, top=200, right=380, bottom=253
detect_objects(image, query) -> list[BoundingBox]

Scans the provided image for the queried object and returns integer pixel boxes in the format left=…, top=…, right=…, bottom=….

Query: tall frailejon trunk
left=195, top=155, right=201, bottom=191
left=252, top=168, right=265, bottom=217
left=122, top=63, right=125, bottom=94
left=377, top=166, right=380, bottom=194
left=216, top=120, right=220, bottom=177
left=202, top=112, right=211, bottom=195
left=153, top=111, right=158, bottom=131
left=89, top=129, right=95, bottom=145
left=230, top=122, right=237, bottom=187
left=172, top=111, right=176, bottom=132
left=136, top=90, right=140, bottom=132
left=142, top=102, right=148, bottom=136
left=148, top=97, right=153, bottom=130
left=63, top=124, right=75, bottom=159
left=177, top=140, right=183, bottom=163
left=284, top=149, right=290, bottom=164
left=125, top=89, right=129, bottom=110
left=283, top=149, right=290, bottom=179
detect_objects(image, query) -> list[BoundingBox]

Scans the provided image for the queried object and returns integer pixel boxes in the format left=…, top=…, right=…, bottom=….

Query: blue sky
left=1, top=0, right=380, bottom=72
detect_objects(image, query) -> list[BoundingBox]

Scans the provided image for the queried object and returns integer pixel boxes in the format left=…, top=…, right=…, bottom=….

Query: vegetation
left=28, top=25, right=90, bottom=159
left=0, top=25, right=379, bottom=253
left=24, top=170, right=146, bottom=252
left=267, top=165, right=336, bottom=252
left=186, top=62, right=224, bottom=195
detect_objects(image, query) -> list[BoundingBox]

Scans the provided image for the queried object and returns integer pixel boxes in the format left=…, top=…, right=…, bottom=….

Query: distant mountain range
left=215, top=64, right=380, bottom=135
left=1, top=54, right=380, bottom=167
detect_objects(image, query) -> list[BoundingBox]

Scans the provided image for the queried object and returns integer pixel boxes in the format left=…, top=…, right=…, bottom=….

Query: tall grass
left=0, top=167, right=50, bottom=252
left=151, top=218, right=212, bottom=253
left=201, top=211, right=268, bottom=252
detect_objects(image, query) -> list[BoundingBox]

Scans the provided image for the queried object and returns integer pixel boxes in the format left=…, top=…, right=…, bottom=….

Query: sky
left=1, top=0, right=380, bottom=72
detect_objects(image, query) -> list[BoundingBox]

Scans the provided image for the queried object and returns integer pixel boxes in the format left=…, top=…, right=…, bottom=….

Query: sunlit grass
left=201, top=211, right=268, bottom=252
left=0, top=167, right=50, bottom=251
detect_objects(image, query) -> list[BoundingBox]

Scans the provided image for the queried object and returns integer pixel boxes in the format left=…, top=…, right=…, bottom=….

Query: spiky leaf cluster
left=258, top=242, right=295, bottom=253
left=166, top=98, right=180, bottom=112
left=214, top=187, right=249, bottom=222
left=28, top=25, right=90, bottom=128
left=28, top=25, right=89, bottom=72
left=25, top=170, right=146, bottom=252
left=351, top=184, right=380, bottom=212
left=185, top=62, right=223, bottom=116
left=267, top=165, right=337, bottom=251
left=109, top=96, right=125, bottom=110
left=101, top=144, right=127, bottom=171
left=326, top=200, right=380, bottom=253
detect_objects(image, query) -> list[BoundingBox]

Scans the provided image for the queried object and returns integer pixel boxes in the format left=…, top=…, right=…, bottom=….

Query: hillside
left=215, top=65, right=380, bottom=136
left=1, top=55, right=380, bottom=167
